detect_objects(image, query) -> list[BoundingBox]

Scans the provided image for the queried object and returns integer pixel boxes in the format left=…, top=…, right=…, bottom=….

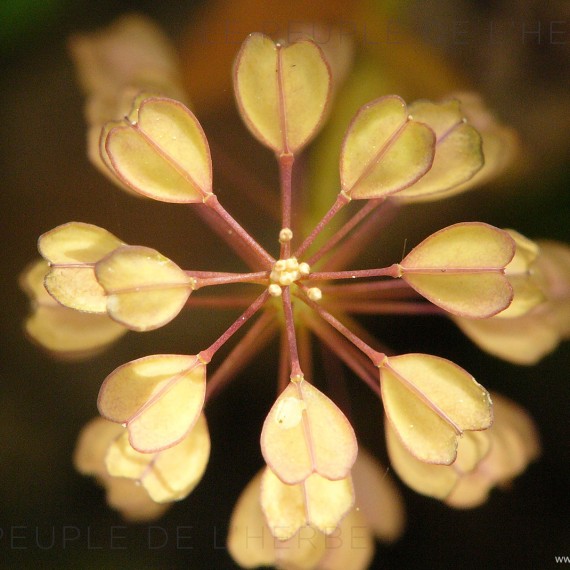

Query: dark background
left=1, top=1, right=569, bottom=568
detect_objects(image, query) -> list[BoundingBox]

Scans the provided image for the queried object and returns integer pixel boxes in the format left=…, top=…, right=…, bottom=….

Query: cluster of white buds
left=268, top=256, right=311, bottom=297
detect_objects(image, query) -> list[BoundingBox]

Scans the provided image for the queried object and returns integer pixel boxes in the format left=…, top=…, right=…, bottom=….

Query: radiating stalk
left=205, top=194, right=275, bottom=267
left=279, top=153, right=295, bottom=259
left=306, top=264, right=401, bottom=282
left=201, top=290, right=270, bottom=362
left=297, top=285, right=385, bottom=366
left=307, top=199, right=384, bottom=266
left=281, top=286, right=303, bottom=378
left=205, top=310, right=277, bottom=401
left=294, top=193, right=350, bottom=259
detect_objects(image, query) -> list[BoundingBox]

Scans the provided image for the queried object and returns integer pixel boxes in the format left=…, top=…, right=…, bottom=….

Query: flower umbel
left=21, top=16, right=566, bottom=569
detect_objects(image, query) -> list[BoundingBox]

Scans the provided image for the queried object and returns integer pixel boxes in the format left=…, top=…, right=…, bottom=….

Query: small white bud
left=307, top=287, right=322, bottom=301
left=285, top=257, right=298, bottom=270
left=298, top=262, right=310, bottom=276
left=280, top=273, right=295, bottom=286
left=279, top=228, right=293, bottom=243
left=268, top=284, right=283, bottom=297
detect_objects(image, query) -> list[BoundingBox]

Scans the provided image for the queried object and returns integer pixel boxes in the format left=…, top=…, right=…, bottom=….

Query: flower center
left=270, top=257, right=310, bottom=286
left=267, top=257, right=315, bottom=298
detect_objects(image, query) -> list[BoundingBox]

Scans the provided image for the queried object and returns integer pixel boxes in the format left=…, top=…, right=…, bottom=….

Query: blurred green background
left=1, top=1, right=569, bottom=568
